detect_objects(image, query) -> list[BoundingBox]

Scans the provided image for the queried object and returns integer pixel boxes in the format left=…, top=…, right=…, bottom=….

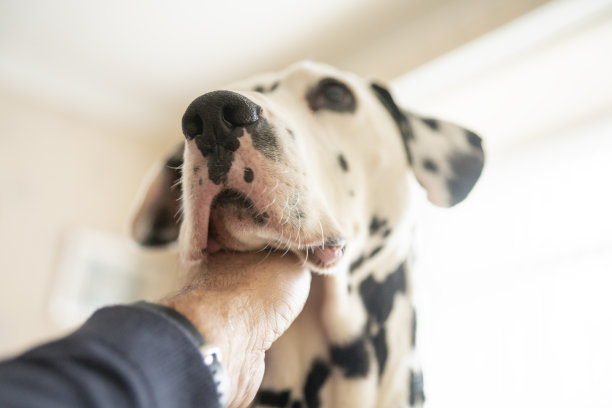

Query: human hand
left=160, top=251, right=311, bottom=408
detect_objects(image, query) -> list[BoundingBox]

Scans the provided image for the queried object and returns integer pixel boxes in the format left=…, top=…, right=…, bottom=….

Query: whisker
left=167, top=163, right=184, bottom=171
left=171, top=178, right=183, bottom=191
left=302, top=247, right=310, bottom=267
left=280, top=193, right=291, bottom=226
left=317, top=220, right=325, bottom=248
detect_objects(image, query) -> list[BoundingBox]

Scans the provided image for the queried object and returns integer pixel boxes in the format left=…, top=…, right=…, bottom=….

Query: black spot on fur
left=370, top=83, right=415, bottom=165
left=359, top=262, right=407, bottom=325
left=330, top=336, right=370, bottom=378
left=359, top=263, right=408, bottom=379
left=198, top=178, right=203, bottom=186
left=287, top=128, right=295, bottom=138
left=337, top=154, right=349, bottom=172
left=369, top=216, right=387, bottom=235
left=250, top=119, right=281, bottom=161
left=371, top=328, right=388, bottom=377
left=368, top=246, right=383, bottom=259
left=409, top=370, right=425, bottom=406
left=349, top=254, right=366, bottom=274
left=447, top=153, right=484, bottom=206
left=423, top=158, right=438, bottom=173
left=411, top=308, right=418, bottom=348
left=244, top=167, right=254, bottom=183
left=382, top=228, right=392, bottom=238
left=370, top=84, right=406, bottom=136
left=255, top=82, right=280, bottom=93
left=421, top=117, right=439, bottom=130
left=350, top=245, right=384, bottom=275
left=466, top=130, right=482, bottom=148
left=256, top=389, right=291, bottom=407
left=304, top=360, right=330, bottom=408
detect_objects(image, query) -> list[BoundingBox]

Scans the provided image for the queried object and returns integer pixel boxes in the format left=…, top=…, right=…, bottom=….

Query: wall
left=0, top=90, right=176, bottom=354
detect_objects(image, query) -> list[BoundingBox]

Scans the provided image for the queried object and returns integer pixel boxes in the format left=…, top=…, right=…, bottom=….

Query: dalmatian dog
left=131, top=61, right=484, bottom=408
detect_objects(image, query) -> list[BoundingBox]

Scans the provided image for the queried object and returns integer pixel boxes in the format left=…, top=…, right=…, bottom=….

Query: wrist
left=158, top=296, right=261, bottom=406
left=159, top=291, right=263, bottom=356
left=133, top=301, right=230, bottom=407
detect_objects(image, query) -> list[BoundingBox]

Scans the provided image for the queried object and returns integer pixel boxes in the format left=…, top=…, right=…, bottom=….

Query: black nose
left=182, top=90, right=261, bottom=141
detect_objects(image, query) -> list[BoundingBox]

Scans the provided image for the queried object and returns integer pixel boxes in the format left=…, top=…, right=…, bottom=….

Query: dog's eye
left=322, top=82, right=349, bottom=103
left=307, top=78, right=356, bottom=113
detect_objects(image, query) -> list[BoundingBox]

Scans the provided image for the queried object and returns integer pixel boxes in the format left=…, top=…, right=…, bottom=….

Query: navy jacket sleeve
left=0, top=305, right=221, bottom=408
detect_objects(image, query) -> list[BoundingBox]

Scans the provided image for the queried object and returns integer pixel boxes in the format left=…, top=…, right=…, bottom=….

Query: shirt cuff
left=76, top=304, right=221, bottom=408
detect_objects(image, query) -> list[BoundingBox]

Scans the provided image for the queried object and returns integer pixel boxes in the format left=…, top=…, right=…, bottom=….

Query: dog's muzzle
left=179, top=90, right=346, bottom=269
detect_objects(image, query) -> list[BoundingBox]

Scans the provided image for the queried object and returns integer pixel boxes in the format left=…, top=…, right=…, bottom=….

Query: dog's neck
left=261, top=220, right=418, bottom=406
left=303, top=230, right=416, bottom=406
left=318, top=226, right=414, bottom=341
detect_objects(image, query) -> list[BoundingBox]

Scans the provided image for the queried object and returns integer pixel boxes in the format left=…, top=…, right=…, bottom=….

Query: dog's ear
left=131, top=144, right=184, bottom=246
left=371, top=83, right=484, bottom=207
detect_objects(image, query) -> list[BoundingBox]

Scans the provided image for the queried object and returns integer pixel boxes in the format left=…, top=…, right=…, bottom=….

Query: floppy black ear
left=131, top=144, right=184, bottom=246
left=371, top=83, right=484, bottom=207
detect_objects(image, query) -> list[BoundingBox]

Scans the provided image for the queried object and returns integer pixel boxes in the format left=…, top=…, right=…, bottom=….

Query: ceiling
left=0, top=0, right=549, bottom=138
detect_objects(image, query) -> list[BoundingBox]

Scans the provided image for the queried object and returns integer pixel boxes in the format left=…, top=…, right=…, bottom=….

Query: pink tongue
left=206, top=236, right=223, bottom=254
left=313, top=245, right=344, bottom=266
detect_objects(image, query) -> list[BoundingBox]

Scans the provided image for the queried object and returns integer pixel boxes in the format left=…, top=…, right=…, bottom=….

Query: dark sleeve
left=0, top=305, right=221, bottom=408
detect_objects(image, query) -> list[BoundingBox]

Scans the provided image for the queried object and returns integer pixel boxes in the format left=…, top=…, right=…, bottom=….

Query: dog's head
left=131, top=61, right=484, bottom=272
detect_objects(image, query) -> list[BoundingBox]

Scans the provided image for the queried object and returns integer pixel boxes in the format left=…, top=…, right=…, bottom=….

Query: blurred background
left=1, top=0, right=611, bottom=407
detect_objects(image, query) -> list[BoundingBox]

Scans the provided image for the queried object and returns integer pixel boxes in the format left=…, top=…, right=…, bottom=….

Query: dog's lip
left=302, top=242, right=346, bottom=268
left=213, top=244, right=345, bottom=272
left=186, top=180, right=346, bottom=269
left=192, top=209, right=346, bottom=269
left=201, top=233, right=346, bottom=269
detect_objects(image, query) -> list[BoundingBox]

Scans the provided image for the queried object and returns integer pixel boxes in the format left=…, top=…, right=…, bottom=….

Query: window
left=393, top=1, right=612, bottom=406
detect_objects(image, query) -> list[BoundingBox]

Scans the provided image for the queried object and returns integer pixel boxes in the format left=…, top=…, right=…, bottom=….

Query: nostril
left=222, top=103, right=260, bottom=128
left=182, top=112, right=203, bottom=140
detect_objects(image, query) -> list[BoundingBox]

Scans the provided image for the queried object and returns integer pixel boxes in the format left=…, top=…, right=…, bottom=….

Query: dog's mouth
left=186, top=186, right=346, bottom=271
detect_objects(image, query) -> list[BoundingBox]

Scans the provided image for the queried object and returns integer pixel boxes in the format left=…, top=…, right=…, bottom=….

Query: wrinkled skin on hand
left=161, top=251, right=311, bottom=408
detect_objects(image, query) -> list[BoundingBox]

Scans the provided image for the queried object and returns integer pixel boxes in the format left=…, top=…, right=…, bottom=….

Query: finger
left=206, top=251, right=312, bottom=338
left=201, top=251, right=310, bottom=293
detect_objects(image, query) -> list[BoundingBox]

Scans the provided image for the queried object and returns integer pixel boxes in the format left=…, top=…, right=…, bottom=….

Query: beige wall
left=0, top=89, right=176, bottom=355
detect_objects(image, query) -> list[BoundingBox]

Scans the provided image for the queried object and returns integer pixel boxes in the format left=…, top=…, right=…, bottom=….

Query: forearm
left=0, top=305, right=220, bottom=408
